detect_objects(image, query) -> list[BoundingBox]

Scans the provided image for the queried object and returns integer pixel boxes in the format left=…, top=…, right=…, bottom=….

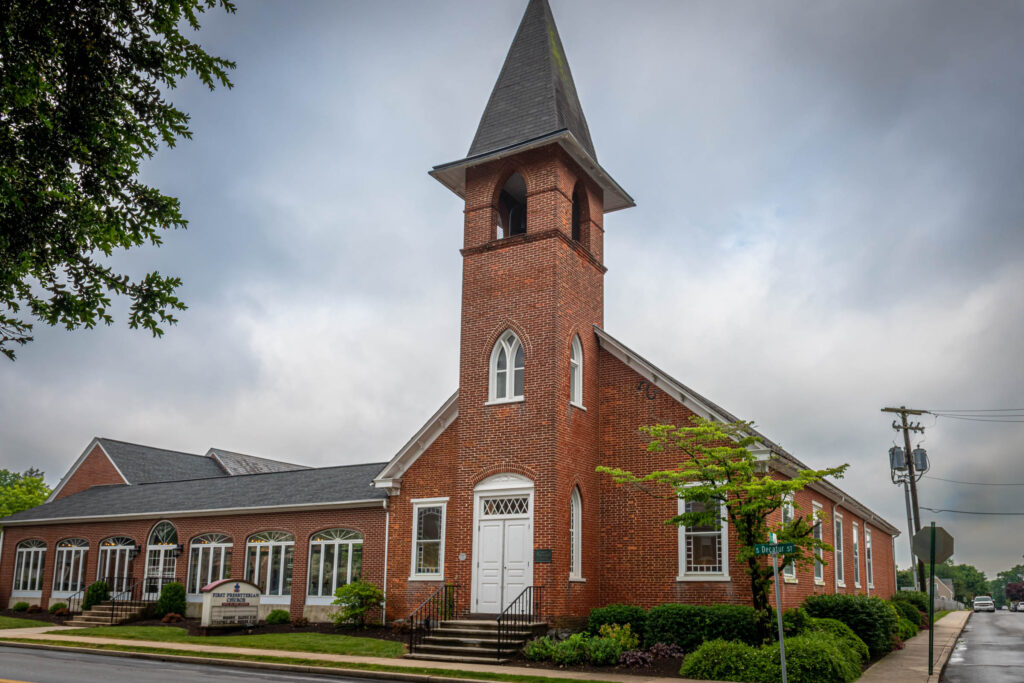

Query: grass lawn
left=0, top=615, right=46, bottom=629
left=932, top=609, right=953, bottom=623
left=50, top=625, right=404, bottom=657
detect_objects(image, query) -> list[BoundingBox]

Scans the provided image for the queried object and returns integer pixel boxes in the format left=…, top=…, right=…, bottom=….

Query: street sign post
left=755, top=542, right=796, bottom=556
left=912, top=524, right=954, bottom=675
left=762, top=533, right=789, bottom=683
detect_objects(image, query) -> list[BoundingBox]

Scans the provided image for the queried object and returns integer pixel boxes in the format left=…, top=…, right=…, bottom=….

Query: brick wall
left=52, top=444, right=126, bottom=500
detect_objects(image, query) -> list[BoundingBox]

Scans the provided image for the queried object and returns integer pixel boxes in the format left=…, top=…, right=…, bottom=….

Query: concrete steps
left=406, top=619, right=546, bottom=663
left=65, top=601, right=148, bottom=628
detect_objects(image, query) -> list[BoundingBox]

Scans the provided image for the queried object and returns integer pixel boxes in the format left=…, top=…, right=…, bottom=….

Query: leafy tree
left=598, top=416, right=848, bottom=643
left=1006, top=582, right=1024, bottom=603
left=0, top=0, right=237, bottom=360
left=987, top=564, right=1024, bottom=608
left=331, top=579, right=385, bottom=627
left=0, top=468, right=51, bottom=522
left=932, top=560, right=989, bottom=603
left=896, top=566, right=916, bottom=590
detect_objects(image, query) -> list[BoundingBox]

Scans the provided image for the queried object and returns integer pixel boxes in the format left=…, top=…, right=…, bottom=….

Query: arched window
left=571, top=185, right=583, bottom=242
left=186, top=533, right=232, bottom=594
left=12, top=539, right=46, bottom=593
left=98, top=537, right=137, bottom=592
left=246, top=531, right=294, bottom=597
left=569, top=335, right=583, bottom=407
left=308, top=529, right=363, bottom=599
left=149, top=521, right=178, bottom=546
left=489, top=331, right=524, bottom=402
left=144, top=521, right=179, bottom=599
left=53, top=538, right=89, bottom=594
left=569, top=487, right=582, bottom=579
left=497, top=173, right=527, bottom=239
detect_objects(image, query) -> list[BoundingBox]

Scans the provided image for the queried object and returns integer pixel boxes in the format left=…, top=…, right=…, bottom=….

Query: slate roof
left=99, top=438, right=226, bottom=483
left=208, top=448, right=310, bottom=475
left=1, top=462, right=388, bottom=524
left=468, top=0, right=596, bottom=160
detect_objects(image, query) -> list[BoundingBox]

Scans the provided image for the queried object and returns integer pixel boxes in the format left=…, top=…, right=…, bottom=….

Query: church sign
left=200, top=579, right=261, bottom=627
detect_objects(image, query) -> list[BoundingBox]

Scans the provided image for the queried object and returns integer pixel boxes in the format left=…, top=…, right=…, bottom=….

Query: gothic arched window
left=569, top=335, right=583, bottom=407
left=489, top=331, right=524, bottom=402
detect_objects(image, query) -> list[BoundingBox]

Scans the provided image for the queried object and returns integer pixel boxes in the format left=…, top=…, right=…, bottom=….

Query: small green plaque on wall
left=534, top=549, right=552, bottom=563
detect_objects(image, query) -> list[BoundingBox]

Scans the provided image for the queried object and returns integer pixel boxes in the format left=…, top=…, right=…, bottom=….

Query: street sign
left=912, top=526, right=954, bottom=564
left=755, top=542, right=796, bottom=555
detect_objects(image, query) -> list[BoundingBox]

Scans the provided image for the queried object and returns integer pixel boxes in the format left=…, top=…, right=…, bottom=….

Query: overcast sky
left=3, top=1, right=1023, bottom=579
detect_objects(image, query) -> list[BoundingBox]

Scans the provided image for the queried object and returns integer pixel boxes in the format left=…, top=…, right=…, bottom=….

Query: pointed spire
left=468, top=0, right=596, bottom=160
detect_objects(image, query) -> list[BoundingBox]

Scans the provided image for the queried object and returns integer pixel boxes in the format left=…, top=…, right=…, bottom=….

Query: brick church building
left=1, top=0, right=898, bottom=628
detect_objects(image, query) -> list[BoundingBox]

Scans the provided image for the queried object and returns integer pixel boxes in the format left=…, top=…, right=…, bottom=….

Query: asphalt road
left=942, top=609, right=1024, bottom=683
left=0, top=645, right=381, bottom=683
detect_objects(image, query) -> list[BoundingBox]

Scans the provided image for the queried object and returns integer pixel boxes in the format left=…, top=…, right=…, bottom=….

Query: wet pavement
left=942, top=609, right=1024, bottom=683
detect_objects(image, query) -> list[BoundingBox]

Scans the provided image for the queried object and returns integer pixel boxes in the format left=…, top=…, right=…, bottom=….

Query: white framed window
left=411, top=499, right=446, bottom=579
left=186, top=533, right=232, bottom=595
left=308, top=529, right=363, bottom=599
left=488, top=332, right=524, bottom=403
left=13, top=539, right=46, bottom=594
left=834, top=513, right=845, bottom=587
left=144, top=521, right=179, bottom=599
left=678, top=496, right=729, bottom=580
left=569, top=335, right=584, bottom=408
left=865, top=527, right=874, bottom=588
left=569, top=487, right=583, bottom=579
left=98, top=537, right=136, bottom=592
left=812, top=502, right=824, bottom=584
left=246, top=531, right=294, bottom=598
left=52, top=538, right=89, bottom=595
left=781, top=495, right=796, bottom=580
left=853, top=523, right=861, bottom=587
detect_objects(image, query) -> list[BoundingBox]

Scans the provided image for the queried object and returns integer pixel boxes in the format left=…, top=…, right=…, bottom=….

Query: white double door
left=474, top=516, right=532, bottom=614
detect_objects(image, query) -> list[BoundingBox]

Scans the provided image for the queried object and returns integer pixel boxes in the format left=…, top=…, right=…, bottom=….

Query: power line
left=925, top=408, right=1024, bottom=413
left=924, top=475, right=1024, bottom=486
left=931, top=415, right=1024, bottom=423
left=921, top=506, right=1024, bottom=516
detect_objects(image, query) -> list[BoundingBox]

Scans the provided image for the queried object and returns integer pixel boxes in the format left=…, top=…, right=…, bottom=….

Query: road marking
left=0, top=678, right=36, bottom=683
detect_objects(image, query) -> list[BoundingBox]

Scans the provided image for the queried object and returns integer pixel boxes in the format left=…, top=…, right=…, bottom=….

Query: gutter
left=382, top=500, right=390, bottom=626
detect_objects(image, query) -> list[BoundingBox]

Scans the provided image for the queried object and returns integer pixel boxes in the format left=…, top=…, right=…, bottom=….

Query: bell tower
left=430, top=0, right=633, bottom=618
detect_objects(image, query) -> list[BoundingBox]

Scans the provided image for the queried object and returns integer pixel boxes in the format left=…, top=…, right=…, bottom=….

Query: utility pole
left=882, top=406, right=927, bottom=590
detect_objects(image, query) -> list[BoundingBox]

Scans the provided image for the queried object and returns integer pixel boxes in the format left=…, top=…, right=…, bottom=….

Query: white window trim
left=410, top=497, right=448, bottom=581
left=569, top=335, right=584, bottom=409
left=853, top=522, right=861, bottom=588
left=677, top=495, right=730, bottom=581
left=569, top=487, right=583, bottom=580
left=865, top=526, right=875, bottom=588
left=245, top=532, right=295, bottom=598
left=488, top=332, right=525, bottom=404
left=186, top=535, right=233, bottom=595
left=781, top=495, right=797, bottom=582
left=813, top=501, right=825, bottom=585
left=834, top=512, right=845, bottom=588
left=306, top=528, right=364, bottom=601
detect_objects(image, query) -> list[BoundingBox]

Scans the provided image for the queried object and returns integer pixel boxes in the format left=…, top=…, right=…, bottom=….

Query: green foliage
left=1007, top=582, right=1024, bottom=602
left=0, top=0, right=237, bottom=360
left=781, top=608, right=811, bottom=637
left=803, top=593, right=899, bottom=658
left=646, top=603, right=761, bottom=651
left=705, top=604, right=758, bottom=644
left=587, top=637, right=624, bottom=666
left=48, top=602, right=68, bottom=614
left=331, top=580, right=384, bottom=627
left=83, top=581, right=110, bottom=611
left=265, top=609, right=291, bottom=625
left=523, top=636, right=556, bottom=661
left=892, top=591, right=928, bottom=613
left=599, top=416, right=847, bottom=643
left=808, top=617, right=869, bottom=665
left=12, top=601, right=29, bottom=612
left=551, top=633, right=590, bottom=666
left=155, top=582, right=186, bottom=617
left=678, top=639, right=763, bottom=681
left=896, top=617, right=919, bottom=641
left=891, top=599, right=922, bottom=627
left=0, top=468, right=51, bottom=521
left=931, top=560, right=989, bottom=603
left=598, top=623, right=639, bottom=651
left=587, top=603, right=647, bottom=636
left=759, top=631, right=862, bottom=683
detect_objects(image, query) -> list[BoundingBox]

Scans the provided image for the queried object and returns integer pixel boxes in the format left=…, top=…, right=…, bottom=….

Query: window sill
left=854, top=583, right=862, bottom=588
left=186, top=594, right=203, bottom=603
left=569, top=402, right=586, bottom=411
left=569, top=576, right=586, bottom=583
left=814, top=579, right=826, bottom=586
left=305, top=595, right=336, bottom=606
left=485, top=397, right=525, bottom=407
left=677, top=575, right=731, bottom=582
left=868, top=584, right=875, bottom=589
left=409, top=575, right=445, bottom=582
left=783, top=577, right=798, bottom=584
left=11, top=590, right=42, bottom=598
left=837, top=582, right=846, bottom=588
left=262, top=595, right=291, bottom=605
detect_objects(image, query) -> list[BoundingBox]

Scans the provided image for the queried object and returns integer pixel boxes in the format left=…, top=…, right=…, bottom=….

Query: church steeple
left=430, top=0, right=634, bottom=213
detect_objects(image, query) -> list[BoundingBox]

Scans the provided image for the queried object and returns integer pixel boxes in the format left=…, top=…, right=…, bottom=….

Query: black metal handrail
left=408, top=584, right=459, bottom=654
left=65, top=585, right=88, bottom=616
left=496, top=585, right=542, bottom=660
left=108, top=576, right=145, bottom=625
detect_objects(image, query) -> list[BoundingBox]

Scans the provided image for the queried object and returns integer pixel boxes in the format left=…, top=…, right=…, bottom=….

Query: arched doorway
left=471, top=473, right=534, bottom=614
left=143, top=521, right=179, bottom=600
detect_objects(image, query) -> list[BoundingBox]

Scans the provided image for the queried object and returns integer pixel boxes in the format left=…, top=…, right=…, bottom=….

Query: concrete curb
left=927, top=611, right=971, bottom=683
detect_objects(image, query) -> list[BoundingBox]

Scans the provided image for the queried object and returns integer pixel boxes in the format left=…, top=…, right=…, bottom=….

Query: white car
left=973, top=596, right=996, bottom=612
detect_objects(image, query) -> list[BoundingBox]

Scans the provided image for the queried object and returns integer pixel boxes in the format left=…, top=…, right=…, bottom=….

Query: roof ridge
left=209, top=447, right=311, bottom=468
left=129, top=460, right=390, bottom=487
left=98, top=437, right=206, bottom=459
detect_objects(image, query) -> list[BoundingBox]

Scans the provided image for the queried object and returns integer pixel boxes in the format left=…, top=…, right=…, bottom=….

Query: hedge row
left=802, top=594, right=900, bottom=658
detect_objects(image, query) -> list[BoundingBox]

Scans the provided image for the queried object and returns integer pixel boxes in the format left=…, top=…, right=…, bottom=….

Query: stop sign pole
left=912, top=523, right=953, bottom=676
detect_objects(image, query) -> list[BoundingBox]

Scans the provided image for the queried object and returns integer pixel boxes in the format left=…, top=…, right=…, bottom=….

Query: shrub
left=27, top=604, right=42, bottom=613
left=891, top=599, right=922, bottom=627
left=646, top=604, right=707, bottom=651
left=759, top=631, right=861, bottom=683
left=781, top=607, right=811, bottom=637
left=551, top=633, right=589, bottom=666
left=331, top=580, right=384, bottom=627
left=588, top=637, right=624, bottom=666
left=161, top=612, right=185, bottom=623
left=12, top=602, right=29, bottom=612
left=598, top=623, right=639, bottom=651
left=265, top=609, right=291, bottom=625
left=587, top=604, right=647, bottom=637
left=54, top=608, right=70, bottom=617
left=48, top=602, right=68, bottom=614
left=808, top=617, right=869, bottom=665
left=155, top=582, right=187, bottom=617
left=897, top=617, right=919, bottom=641
left=82, top=581, right=110, bottom=611
left=892, top=590, right=928, bottom=613
left=803, top=593, right=899, bottom=658
left=678, top=639, right=763, bottom=682
left=620, top=649, right=654, bottom=668
left=293, top=617, right=310, bottom=627
left=648, top=642, right=685, bottom=659
left=705, top=604, right=759, bottom=645
left=524, top=636, right=556, bottom=661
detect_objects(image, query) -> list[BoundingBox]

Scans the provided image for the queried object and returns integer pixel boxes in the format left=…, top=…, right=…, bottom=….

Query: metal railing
left=408, top=584, right=459, bottom=654
left=65, top=585, right=88, bottom=616
left=496, top=585, right=542, bottom=660
left=108, top=577, right=146, bottom=625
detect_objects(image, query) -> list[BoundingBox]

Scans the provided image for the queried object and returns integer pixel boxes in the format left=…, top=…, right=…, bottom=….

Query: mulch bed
left=0, top=608, right=69, bottom=625
left=510, top=654, right=684, bottom=678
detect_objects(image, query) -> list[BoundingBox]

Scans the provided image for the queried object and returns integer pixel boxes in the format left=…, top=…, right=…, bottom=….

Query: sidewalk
left=860, top=610, right=971, bottom=683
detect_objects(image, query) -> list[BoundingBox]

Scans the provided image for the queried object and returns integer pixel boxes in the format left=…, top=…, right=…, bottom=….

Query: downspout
left=381, top=499, right=390, bottom=626
left=833, top=496, right=846, bottom=595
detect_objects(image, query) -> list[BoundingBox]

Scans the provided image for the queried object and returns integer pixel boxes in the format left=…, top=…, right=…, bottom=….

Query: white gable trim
left=373, top=391, right=458, bottom=494
left=46, top=438, right=128, bottom=502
